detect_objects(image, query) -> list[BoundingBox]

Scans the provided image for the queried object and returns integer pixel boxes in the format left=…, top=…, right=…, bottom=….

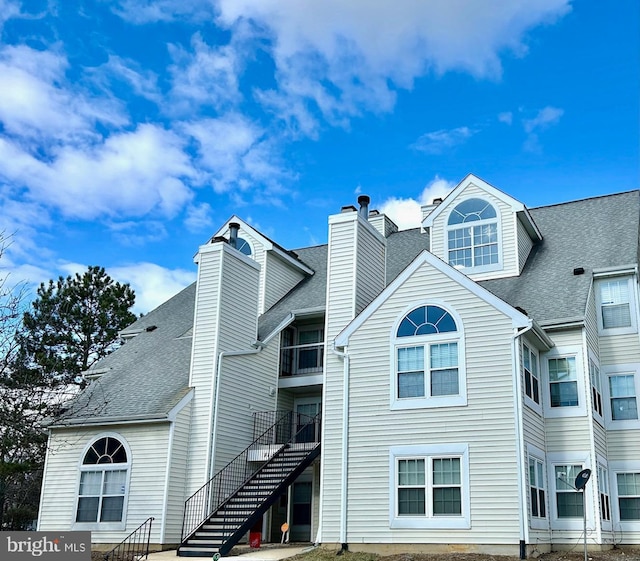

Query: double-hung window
left=609, top=374, right=638, bottom=421
left=523, top=343, right=540, bottom=409
left=589, top=356, right=604, bottom=419
left=555, top=464, right=584, bottom=519
left=549, top=357, right=578, bottom=407
left=529, top=456, right=546, bottom=520
left=393, top=305, right=465, bottom=409
left=617, top=473, right=640, bottom=520
left=447, top=198, right=500, bottom=273
left=544, top=348, right=586, bottom=418
left=598, top=464, right=611, bottom=522
left=596, top=276, right=637, bottom=335
left=75, top=436, right=129, bottom=528
left=390, top=444, right=470, bottom=529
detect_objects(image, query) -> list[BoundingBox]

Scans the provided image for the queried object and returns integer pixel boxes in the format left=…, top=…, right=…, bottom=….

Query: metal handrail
left=103, top=517, right=154, bottom=561
left=181, top=410, right=318, bottom=542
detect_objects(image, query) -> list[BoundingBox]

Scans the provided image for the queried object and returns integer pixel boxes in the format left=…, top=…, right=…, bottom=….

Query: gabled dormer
left=422, top=174, right=542, bottom=280
left=214, top=217, right=314, bottom=314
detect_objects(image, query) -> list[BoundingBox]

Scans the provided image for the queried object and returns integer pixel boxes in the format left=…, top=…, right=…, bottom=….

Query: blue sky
left=1, top=0, right=638, bottom=314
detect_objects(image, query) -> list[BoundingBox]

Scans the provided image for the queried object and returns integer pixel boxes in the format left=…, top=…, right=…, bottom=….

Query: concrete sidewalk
left=147, top=545, right=313, bottom=561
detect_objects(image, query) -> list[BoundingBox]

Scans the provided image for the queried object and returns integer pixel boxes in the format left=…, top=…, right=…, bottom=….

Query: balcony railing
left=280, top=343, right=324, bottom=376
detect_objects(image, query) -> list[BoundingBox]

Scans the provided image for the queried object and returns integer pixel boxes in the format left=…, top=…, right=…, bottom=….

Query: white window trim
left=523, top=342, right=542, bottom=415
left=595, top=275, right=638, bottom=336
left=390, top=301, right=467, bottom=411
left=603, top=363, right=640, bottom=430
left=72, top=433, right=132, bottom=532
left=597, top=455, right=612, bottom=530
left=542, top=346, right=588, bottom=419
left=444, top=197, right=503, bottom=275
left=526, top=444, right=549, bottom=530
left=547, top=452, right=592, bottom=531
left=389, top=443, right=470, bottom=530
left=609, top=460, right=640, bottom=531
left=588, top=350, right=604, bottom=427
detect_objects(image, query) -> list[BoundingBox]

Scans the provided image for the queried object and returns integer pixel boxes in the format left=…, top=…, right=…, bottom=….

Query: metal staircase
left=178, top=412, right=321, bottom=558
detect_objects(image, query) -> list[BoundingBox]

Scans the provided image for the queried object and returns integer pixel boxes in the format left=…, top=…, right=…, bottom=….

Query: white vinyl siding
left=355, top=219, right=386, bottom=315
left=321, top=258, right=522, bottom=545
left=264, top=252, right=305, bottom=313
left=517, top=216, right=534, bottom=273
left=186, top=243, right=262, bottom=495
left=163, top=401, right=192, bottom=543
left=39, top=425, right=170, bottom=544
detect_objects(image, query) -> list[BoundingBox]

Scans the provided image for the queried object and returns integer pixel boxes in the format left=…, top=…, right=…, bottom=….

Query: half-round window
left=82, top=437, right=127, bottom=465
left=447, top=198, right=497, bottom=225
left=235, top=237, right=252, bottom=256
left=397, top=305, right=457, bottom=337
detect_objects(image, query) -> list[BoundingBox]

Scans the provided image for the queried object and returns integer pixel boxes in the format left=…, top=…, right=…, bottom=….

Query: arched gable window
left=235, top=237, right=252, bottom=256
left=447, top=198, right=499, bottom=271
left=392, top=305, right=466, bottom=410
left=76, top=436, right=129, bottom=524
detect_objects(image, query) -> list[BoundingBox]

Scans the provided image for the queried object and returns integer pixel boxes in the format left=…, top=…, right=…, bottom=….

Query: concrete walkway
left=147, top=545, right=313, bottom=561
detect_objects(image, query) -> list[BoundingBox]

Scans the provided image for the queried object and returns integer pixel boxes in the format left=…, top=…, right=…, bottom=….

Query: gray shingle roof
left=53, top=283, right=196, bottom=426
left=480, top=190, right=640, bottom=326
left=58, top=190, right=638, bottom=424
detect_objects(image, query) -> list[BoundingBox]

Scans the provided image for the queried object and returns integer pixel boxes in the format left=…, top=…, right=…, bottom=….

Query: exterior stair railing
left=181, top=410, right=319, bottom=543
left=103, top=517, right=154, bottom=561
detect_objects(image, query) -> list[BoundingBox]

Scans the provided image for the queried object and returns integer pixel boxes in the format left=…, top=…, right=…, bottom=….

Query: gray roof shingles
left=58, top=190, right=639, bottom=425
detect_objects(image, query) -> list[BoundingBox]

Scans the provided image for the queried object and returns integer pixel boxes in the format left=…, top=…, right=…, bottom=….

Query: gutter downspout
left=512, top=319, right=534, bottom=560
left=210, top=342, right=266, bottom=479
left=332, top=345, right=350, bottom=553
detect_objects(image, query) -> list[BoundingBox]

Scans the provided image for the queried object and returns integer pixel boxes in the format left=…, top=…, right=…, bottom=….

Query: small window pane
left=550, top=382, right=578, bottom=407
left=398, top=372, right=424, bottom=398
left=433, top=458, right=460, bottom=485
left=431, top=368, right=458, bottom=396
left=433, top=487, right=462, bottom=515
left=103, top=470, right=126, bottom=495
left=619, top=498, right=640, bottom=520
left=431, top=343, right=457, bottom=368
left=557, top=491, right=583, bottom=518
left=399, top=459, right=425, bottom=485
left=79, top=471, right=102, bottom=496
left=100, top=496, right=124, bottom=522
left=398, top=488, right=425, bottom=515
left=398, top=346, right=424, bottom=371
left=76, top=497, right=99, bottom=522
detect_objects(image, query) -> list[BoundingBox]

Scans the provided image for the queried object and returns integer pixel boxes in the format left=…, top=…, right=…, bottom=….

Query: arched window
left=235, top=237, right=252, bottom=256
left=393, top=305, right=466, bottom=409
left=76, top=436, right=129, bottom=524
left=447, top=198, right=499, bottom=270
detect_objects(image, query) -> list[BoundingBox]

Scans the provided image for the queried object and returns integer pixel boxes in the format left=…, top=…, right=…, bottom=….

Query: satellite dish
left=574, top=468, right=591, bottom=490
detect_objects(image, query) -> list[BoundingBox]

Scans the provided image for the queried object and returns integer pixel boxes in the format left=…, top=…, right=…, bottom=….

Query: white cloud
left=0, top=0, right=20, bottom=30
left=215, top=0, right=571, bottom=129
left=168, top=33, right=241, bottom=114
left=184, top=203, right=215, bottom=232
left=109, top=262, right=196, bottom=315
left=182, top=114, right=289, bottom=199
left=0, top=124, right=196, bottom=220
left=379, top=176, right=455, bottom=230
left=94, top=55, right=162, bottom=104
left=0, top=45, right=126, bottom=144
left=412, top=126, right=476, bottom=154
left=112, top=0, right=215, bottom=23
left=498, top=111, right=513, bottom=125
left=522, top=105, right=564, bottom=152
left=523, top=105, right=564, bottom=133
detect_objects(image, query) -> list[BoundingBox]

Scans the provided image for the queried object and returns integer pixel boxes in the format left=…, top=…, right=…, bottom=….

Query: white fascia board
left=261, top=306, right=327, bottom=345
left=335, top=249, right=530, bottom=347
left=517, top=208, right=543, bottom=241
left=422, top=173, right=528, bottom=228
left=215, top=216, right=314, bottom=275
left=166, top=388, right=195, bottom=422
